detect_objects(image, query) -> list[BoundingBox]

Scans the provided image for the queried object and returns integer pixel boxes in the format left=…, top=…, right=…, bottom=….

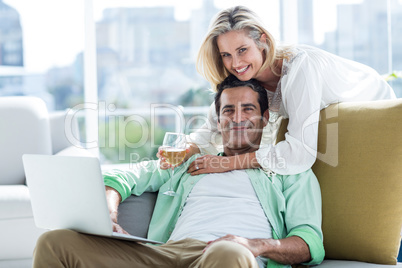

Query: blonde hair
left=197, top=6, right=289, bottom=92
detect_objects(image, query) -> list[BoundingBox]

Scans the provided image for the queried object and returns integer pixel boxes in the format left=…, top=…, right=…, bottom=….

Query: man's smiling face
left=217, top=86, right=268, bottom=156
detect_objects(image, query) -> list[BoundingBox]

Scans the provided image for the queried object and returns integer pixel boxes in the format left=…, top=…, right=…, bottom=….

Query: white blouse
left=188, top=45, right=397, bottom=175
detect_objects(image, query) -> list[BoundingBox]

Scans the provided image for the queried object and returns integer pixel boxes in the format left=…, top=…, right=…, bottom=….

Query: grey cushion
left=117, top=192, right=158, bottom=238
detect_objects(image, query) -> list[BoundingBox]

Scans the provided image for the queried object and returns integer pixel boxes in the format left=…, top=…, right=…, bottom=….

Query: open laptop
left=22, top=154, right=163, bottom=244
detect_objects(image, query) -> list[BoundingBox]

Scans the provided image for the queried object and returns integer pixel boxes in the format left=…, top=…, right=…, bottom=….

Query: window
left=1, top=0, right=401, bottom=165
left=93, top=0, right=280, bottom=164
left=0, top=0, right=85, bottom=110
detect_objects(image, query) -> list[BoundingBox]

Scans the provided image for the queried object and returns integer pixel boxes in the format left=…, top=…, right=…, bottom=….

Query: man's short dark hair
left=215, top=74, right=269, bottom=119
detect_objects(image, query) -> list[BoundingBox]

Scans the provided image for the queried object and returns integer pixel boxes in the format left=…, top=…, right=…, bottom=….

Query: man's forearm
left=105, top=186, right=121, bottom=223
left=256, top=236, right=311, bottom=265
left=207, top=234, right=311, bottom=265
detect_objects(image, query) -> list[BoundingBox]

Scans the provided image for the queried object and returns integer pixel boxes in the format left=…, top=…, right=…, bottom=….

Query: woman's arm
left=259, top=55, right=323, bottom=174
left=187, top=152, right=261, bottom=175
left=187, top=102, right=220, bottom=155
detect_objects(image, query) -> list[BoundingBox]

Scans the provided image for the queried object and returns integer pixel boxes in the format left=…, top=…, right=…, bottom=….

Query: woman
left=161, top=5, right=396, bottom=175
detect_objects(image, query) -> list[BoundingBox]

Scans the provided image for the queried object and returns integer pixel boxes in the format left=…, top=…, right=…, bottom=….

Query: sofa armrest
left=0, top=96, right=52, bottom=185
left=49, top=111, right=80, bottom=154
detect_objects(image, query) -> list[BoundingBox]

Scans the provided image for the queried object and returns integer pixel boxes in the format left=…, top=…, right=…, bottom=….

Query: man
left=33, top=75, right=325, bottom=268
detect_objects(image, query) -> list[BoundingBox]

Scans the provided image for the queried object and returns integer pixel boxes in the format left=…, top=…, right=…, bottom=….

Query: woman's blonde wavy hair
left=196, top=6, right=289, bottom=92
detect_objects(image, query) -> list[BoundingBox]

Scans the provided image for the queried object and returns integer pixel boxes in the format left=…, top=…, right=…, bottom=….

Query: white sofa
left=0, top=96, right=80, bottom=267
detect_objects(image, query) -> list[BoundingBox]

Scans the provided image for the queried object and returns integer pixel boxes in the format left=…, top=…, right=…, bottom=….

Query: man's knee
left=36, top=229, right=73, bottom=251
left=201, top=241, right=258, bottom=268
left=34, top=229, right=78, bottom=267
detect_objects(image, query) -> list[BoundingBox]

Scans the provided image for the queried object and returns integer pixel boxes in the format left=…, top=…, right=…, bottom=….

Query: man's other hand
left=203, top=234, right=261, bottom=257
left=157, top=143, right=198, bottom=170
left=111, top=221, right=130, bottom=235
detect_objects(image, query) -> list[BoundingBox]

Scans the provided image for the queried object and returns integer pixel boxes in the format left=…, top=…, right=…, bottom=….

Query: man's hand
left=105, top=186, right=129, bottom=235
left=157, top=143, right=199, bottom=170
left=111, top=221, right=130, bottom=235
left=203, top=234, right=262, bottom=257
left=156, top=147, right=171, bottom=170
left=204, top=234, right=311, bottom=265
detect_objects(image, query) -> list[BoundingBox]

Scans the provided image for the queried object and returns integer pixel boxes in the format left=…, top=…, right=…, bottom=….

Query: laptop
left=22, top=154, right=163, bottom=244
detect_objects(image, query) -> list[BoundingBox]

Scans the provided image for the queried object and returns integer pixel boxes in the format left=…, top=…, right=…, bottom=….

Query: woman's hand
left=187, top=155, right=234, bottom=175
left=187, top=152, right=260, bottom=175
left=157, top=143, right=200, bottom=170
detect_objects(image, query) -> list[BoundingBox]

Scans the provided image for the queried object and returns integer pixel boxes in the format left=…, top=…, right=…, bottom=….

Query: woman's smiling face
left=217, top=30, right=265, bottom=81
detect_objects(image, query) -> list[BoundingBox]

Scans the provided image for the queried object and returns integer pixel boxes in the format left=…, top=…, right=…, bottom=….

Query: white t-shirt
left=189, top=45, right=397, bottom=174
left=169, top=170, right=271, bottom=267
left=169, top=170, right=272, bottom=242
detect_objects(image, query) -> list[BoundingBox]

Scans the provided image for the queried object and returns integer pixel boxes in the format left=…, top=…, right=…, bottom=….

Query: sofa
left=2, top=96, right=401, bottom=267
left=112, top=99, right=402, bottom=267
left=0, top=96, right=81, bottom=267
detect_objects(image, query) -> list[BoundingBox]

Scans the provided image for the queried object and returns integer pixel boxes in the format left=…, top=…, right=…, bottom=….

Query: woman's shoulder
left=280, top=45, right=309, bottom=76
left=291, top=44, right=327, bottom=55
left=282, top=44, right=344, bottom=75
left=285, top=44, right=338, bottom=61
left=291, top=44, right=379, bottom=75
left=279, top=45, right=332, bottom=76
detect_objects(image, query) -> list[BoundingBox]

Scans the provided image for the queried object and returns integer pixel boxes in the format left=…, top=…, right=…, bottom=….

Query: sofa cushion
left=276, top=99, right=402, bottom=265
left=0, top=97, right=52, bottom=185
left=49, top=111, right=80, bottom=154
left=55, top=146, right=95, bottom=157
left=0, top=217, right=46, bottom=260
left=317, top=260, right=402, bottom=267
left=117, top=193, right=157, bottom=238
